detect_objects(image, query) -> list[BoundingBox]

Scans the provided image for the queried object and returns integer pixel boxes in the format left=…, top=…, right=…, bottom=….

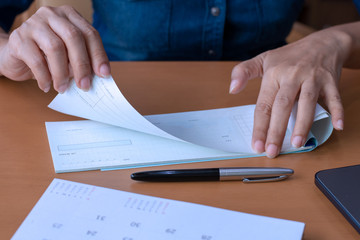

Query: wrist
left=325, top=28, right=353, bottom=64
left=320, top=22, right=360, bottom=68
left=310, top=27, right=353, bottom=66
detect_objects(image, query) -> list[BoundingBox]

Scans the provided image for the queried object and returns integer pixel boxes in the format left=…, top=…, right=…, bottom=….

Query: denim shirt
left=92, top=0, right=304, bottom=60
left=1, top=0, right=357, bottom=61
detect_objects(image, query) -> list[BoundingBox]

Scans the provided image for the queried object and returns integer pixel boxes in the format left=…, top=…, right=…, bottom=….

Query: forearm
left=321, top=21, right=360, bottom=69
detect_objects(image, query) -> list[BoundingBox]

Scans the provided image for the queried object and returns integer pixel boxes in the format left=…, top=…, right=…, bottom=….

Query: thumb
left=229, top=55, right=263, bottom=94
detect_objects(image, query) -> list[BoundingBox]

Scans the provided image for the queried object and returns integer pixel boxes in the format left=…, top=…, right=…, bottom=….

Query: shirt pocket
left=99, top=0, right=171, bottom=51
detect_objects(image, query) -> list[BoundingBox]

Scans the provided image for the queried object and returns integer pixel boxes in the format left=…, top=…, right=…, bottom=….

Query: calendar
left=12, top=179, right=304, bottom=240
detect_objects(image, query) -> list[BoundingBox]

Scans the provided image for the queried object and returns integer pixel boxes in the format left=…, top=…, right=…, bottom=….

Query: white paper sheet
left=48, top=76, right=181, bottom=141
left=12, top=179, right=305, bottom=240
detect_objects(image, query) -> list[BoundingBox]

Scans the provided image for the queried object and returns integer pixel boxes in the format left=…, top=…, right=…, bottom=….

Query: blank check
left=46, top=76, right=333, bottom=173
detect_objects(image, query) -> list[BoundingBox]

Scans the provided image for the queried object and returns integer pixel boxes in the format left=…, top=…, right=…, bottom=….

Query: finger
left=230, top=55, right=263, bottom=94
left=322, top=81, right=344, bottom=130
left=291, top=81, right=320, bottom=148
left=251, top=74, right=278, bottom=154
left=16, top=39, right=52, bottom=92
left=265, top=81, right=300, bottom=158
left=68, top=62, right=74, bottom=79
left=62, top=6, right=110, bottom=78
left=46, top=15, right=92, bottom=91
left=31, top=24, right=70, bottom=93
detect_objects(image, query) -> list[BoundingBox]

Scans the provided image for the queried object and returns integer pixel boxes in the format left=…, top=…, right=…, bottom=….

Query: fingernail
left=336, top=120, right=344, bottom=130
left=229, top=80, right=239, bottom=94
left=253, top=140, right=265, bottom=153
left=292, top=136, right=304, bottom=148
left=100, top=63, right=111, bottom=78
left=43, top=85, right=51, bottom=93
left=80, top=76, right=91, bottom=91
left=266, top=144, right=279, bottom=158
left=57, top=83, right=68, bottom=94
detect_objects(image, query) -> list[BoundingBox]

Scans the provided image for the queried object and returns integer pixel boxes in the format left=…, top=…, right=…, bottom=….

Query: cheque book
left=12, top=179, right=305, bottom=240
left=45, top=76, right=333, bottom=173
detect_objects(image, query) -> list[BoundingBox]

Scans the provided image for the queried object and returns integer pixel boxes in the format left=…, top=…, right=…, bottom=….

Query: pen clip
left=219, top=167, right=293, bottom=183
left=242, top=175, right=290, bottom=183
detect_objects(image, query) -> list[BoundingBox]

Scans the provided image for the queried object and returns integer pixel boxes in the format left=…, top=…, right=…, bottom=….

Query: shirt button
left=208, top=49, right=216, bottom=56
left=211, top=7, right=220, bottom=17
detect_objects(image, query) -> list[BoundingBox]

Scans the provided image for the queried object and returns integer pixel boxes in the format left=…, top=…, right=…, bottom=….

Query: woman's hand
left=0, top=5, right=110, bottom=93
left=229, top=25, right=356, bottom=158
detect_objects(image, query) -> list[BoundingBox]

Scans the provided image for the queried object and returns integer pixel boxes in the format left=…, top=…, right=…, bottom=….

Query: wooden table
left=1, top=62, right=360, bottom=239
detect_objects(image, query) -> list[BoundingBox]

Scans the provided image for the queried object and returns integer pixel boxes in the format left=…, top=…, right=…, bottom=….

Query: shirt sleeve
left=0, top=0, right=34, bottom=32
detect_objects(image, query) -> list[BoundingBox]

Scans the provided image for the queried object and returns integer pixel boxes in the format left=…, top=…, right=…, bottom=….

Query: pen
left=130, top=167, right=294, bottom=183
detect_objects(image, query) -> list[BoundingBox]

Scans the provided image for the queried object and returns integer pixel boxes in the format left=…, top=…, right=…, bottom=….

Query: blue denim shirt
left=1, top=0, right=358, bottom=61
left=93, top=0, right=304, bottom=60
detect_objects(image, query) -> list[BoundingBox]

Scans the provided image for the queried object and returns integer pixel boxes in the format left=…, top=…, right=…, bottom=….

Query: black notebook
left=315, top=165, right=360, bottom=234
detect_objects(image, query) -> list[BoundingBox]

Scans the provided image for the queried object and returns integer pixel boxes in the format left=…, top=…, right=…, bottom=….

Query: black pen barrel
left=131, top=168, right=219, bottom=181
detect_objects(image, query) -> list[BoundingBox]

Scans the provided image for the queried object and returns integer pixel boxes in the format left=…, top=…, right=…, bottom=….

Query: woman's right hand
left=0, top=5, right=110, bottom=93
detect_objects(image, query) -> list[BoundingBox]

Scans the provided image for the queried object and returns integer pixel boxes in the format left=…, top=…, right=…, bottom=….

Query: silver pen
left=131, top=167, right=294, bottom=183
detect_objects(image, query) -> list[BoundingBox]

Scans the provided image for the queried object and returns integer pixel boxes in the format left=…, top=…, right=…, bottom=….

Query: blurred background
left=10, top=0, right=360, bottom=43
